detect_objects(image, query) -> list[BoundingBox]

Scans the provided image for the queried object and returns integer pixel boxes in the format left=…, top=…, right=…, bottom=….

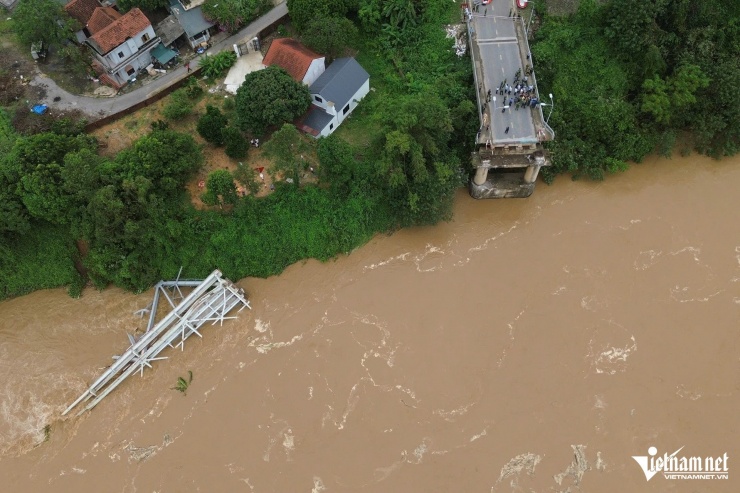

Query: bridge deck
left=466, top=3, right=552, bottom=147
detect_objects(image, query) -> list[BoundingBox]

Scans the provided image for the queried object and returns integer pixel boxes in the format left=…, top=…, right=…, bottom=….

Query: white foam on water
left=634, top=249, right=663, bottom=270
left=496, top=452, right=542, bottom=483
left=433, top=403, right=473, bottom=421
left=363, top=252, right=410, bottom=272
left=253, top=319, right=270, bottom=333
left=402, top=438, right=431, bottom=465
left=311, top=476, right=327, bottom=492
left=468, top=223, right=519, bottom=254
left=469, top=428, right=487, bottom=442
left=670, top=246, right=702, bottom=262
left=676, top=384, right=702, bottom=400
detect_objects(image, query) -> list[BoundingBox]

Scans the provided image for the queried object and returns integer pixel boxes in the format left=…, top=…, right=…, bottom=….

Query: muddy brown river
left=1, top=154, right=738, bottom=492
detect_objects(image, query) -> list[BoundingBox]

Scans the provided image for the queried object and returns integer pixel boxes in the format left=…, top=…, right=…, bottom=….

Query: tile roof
left=89, top=8, right=151, bottom=55
left=263, top=38, right=322, bottom=82
left=64, top=0, right=101, bottom=26
left=87, top=6, right=122, bottom=35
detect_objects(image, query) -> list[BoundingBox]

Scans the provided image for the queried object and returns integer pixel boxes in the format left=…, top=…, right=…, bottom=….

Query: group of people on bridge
left=492, top=66, right=540, bottom=111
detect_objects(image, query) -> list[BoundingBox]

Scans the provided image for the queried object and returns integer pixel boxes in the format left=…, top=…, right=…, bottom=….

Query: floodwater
left=0, top=154, right=738, bottom=492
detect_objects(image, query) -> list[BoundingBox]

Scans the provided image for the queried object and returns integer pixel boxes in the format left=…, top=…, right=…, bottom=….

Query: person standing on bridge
left=505, top=126, right=510, bottom=134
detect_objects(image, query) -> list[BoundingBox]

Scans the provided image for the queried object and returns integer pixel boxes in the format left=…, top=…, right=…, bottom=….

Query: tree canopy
left=234, top=66, right=311, bottom=135
left=202, top=0, right=272, bottom=32
left=287, top=0, right=348, bottom=32
left=197, top=105, right=228, bottom=146
left=12, top=0, right=79, bottom=48
left=263, top=124, right=311, bottom=186
left=301, top=17, right=358, bottom=60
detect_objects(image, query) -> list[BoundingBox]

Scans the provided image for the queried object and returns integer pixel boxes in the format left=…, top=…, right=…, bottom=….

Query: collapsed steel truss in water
left=63, top=269, right=250, bottom=417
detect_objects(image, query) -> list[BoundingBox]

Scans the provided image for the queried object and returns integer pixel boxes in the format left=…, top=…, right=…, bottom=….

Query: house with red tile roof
left=64, top=0, right=103, bottom=43
left=263, top=38, right=325, bottom=86
left=85, top=8, right=160, bottom=88
left=87, top=6, right=122, bottom=35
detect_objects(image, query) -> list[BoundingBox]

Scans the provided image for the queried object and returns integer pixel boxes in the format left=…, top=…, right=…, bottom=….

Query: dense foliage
left=197, top=105, right=228, bottom=146
left=286, top=0, right=348, bottom=32
left=11, top=0, right=79, bottom=48
left=301, top=17, right=358, bottom=60
left=199, top=51, right=238, bottom=78
left=234, top=66, right=312, bottom=135
left=116, top=0, right=169, bottom=13
left=532, top=0, right=740, bottom=181
left=202, top=0, right=272, bottom=32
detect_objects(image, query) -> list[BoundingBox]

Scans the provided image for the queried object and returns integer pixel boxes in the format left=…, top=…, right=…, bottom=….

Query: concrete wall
left=302, top=57, right=326, bottom=86
left=336, top=78, right=369, bottom=125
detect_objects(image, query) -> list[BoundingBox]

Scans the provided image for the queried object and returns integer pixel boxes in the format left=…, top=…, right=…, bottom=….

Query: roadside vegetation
left=0, top=0, right=737, bottom=300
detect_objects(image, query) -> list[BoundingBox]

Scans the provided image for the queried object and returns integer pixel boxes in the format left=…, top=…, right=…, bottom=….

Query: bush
left=202, top=169, right=238, bottom=206
left=162, top=89, right=194, bottom=120
left=185, top=77, right=204, bottom=99
left=199, top=51, right=237, bottom=78
left=222, top=126, right=248, bottom=158
left=197, top=105, right=228, bottom=146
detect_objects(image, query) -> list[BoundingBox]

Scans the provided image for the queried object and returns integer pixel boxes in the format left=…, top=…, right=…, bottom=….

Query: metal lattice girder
left=63, top=270, right=250, bottom=416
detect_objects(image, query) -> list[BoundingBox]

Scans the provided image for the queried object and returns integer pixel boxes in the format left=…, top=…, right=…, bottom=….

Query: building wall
left=302, top=57, right=326, bottom=86
left=336, top=79, right=369, bottom=125
left=110, top=49, right=155, bottom=85
left=310, top=93, right=337, bottom=116
left=101, top=25, right=156, bottom=67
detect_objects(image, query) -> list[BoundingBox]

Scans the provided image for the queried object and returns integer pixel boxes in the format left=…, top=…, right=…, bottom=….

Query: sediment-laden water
left=0, top=154, right=738, bottom=492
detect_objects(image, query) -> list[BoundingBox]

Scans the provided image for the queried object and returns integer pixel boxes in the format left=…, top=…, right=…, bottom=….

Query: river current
left=0, top=154, right=738, bottom=492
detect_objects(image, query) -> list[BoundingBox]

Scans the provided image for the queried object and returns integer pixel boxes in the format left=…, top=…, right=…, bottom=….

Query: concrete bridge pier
left=524, top=165, right=540, bottom=184
left=473, top=166, right=488, bottom=186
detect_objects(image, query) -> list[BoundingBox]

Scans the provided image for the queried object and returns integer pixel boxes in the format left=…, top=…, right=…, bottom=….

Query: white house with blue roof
left=298, top=58, right=370, bottom=139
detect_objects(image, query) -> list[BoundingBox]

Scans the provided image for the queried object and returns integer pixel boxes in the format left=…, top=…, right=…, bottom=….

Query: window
left=126, top=66, right=135, bottom=76
left=329, top=123, right=334, bottom=130
left=315, top=96, right=323, bottom=103
left=342, top=104, right=350, bottom=115
left=118, top=51, right=125, bottom=59
left=141, top=33, right=150, bottom=43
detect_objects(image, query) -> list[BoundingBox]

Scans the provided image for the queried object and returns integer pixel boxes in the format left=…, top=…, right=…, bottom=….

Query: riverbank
left=0, top=152, right=738, bottom=491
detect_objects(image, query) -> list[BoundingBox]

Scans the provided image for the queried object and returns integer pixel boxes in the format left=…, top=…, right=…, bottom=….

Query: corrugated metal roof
left=169, top=0, right=214, bottom=38
left=309, top=58, right=369, bottom=111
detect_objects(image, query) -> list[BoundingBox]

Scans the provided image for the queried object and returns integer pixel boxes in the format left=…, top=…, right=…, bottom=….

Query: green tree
left=203, top=169, right=238, bottom=206
left=301, top=17, right=358, bottom=60
left=197, top=105, right=228, bottom=146
left=117, top=0, right=169, bottom=12
left=287, top=0, right=348, bottom=32
left=263, top=124, right=311, bottom=186
left=8, top=132, right=97, bottom=224
left=12, top=0, right=79, bottom=48
left=202, top=0, right=272, bottom=32
left=222, top=126, right=248, bottom=158
left=317, top=134, right=358, bottom=197
left=162, top=89, right=195, bottom=121
left=641, top=64, right=708, bottom=125
left=373, top=92, right=459, bottom=225
left=199, top=51, right=237, bottom=78
left=235, top=67, right=311, bottom=135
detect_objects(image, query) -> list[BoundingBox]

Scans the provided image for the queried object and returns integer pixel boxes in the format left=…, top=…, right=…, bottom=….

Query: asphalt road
left=469, top=1, right=536, bottom=144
